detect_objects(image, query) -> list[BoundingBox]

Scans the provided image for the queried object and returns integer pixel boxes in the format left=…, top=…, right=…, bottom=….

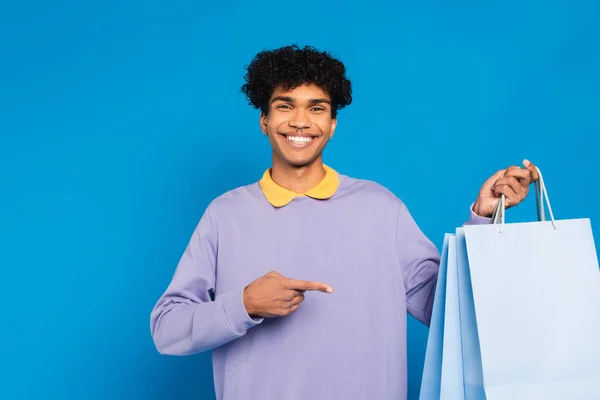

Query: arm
left=150, top=206, right=262, bottom=356
left=396, top=202, right=491, bottom=327
left=399, top=160, right=536, bottom=325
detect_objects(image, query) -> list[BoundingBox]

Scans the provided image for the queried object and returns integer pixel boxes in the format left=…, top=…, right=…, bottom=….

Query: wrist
left=473, top=199, right=492, bottom=218
left=243, top=285, right=257, bottom=318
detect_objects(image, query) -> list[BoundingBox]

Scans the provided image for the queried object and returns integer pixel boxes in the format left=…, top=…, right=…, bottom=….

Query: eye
left=311, top=106, right=326, bottom=112
left=276, top=104, right=292, bottom=110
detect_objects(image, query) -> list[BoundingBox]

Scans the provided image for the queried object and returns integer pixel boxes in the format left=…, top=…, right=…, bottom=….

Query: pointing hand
left=243, top=271, right=333, bottom=318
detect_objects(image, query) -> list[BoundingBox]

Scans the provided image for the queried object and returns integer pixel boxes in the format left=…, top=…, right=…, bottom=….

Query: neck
left=270, top=158, right=326, bottom=194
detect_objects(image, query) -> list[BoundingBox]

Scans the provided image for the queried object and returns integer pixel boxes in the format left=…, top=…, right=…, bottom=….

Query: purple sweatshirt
left=150, top=172, right=489, bottom=400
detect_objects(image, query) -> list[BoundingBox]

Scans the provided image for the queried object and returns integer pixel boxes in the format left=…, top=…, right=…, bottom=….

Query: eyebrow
left=270, top=96, right=331, bottom=105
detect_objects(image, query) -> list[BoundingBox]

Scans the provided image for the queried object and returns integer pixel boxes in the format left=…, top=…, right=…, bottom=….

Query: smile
left=285, top=135, right=314, bottom=144
left=282, top=134, right=316, bottom=148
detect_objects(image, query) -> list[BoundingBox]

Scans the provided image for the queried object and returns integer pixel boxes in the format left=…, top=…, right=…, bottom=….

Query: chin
left=271, top=135, right=327, bottom=168
left=280, top=153, right=321, bottom=168
left=287, top=160, right=313, bottom=168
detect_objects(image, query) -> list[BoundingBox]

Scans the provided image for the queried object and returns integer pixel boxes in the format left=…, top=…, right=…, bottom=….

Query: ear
left=329, top=117, right=337, bottom=140
left=260, top=111, right=268, bottom=135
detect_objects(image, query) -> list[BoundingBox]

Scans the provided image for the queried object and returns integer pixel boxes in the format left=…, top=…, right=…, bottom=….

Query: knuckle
left=280, top=294, right=292, bottom=302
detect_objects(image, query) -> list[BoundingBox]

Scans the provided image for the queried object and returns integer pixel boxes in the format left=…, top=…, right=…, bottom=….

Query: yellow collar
left=259, top=165, right=340, bottom=207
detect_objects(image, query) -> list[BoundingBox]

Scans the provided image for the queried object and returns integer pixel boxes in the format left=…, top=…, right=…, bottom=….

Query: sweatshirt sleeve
left=150, top=206, right=262, bottom=356
left=395, top=201, right=441, bottom=327
left=397, top=202, right=493, bottom=326
left=464, top=202, right=493, bottom=226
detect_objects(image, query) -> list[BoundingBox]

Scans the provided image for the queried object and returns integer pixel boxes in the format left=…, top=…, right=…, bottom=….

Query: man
left=150, top=45, right=538, bottom=400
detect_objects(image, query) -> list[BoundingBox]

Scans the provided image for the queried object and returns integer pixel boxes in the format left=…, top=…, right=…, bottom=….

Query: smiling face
left=260, top=83, right=337, bottom=169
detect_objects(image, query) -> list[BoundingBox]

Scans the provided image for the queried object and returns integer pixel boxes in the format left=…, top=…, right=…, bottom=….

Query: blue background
left=1, top=1, right=598, bottom=399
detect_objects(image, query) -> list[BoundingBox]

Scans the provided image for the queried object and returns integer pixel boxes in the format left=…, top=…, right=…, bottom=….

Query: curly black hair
left=241, top=44, right=352, bottom=118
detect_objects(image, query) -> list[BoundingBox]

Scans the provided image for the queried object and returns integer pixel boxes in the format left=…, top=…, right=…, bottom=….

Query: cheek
left=314, top=118, right=333, bottom=132
left=265, top=116, right=287, bottom=134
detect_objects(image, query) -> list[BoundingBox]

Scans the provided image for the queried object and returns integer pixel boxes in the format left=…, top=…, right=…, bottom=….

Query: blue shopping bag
left=461, top=168, right=600, bottom=399
left=419, top=234, right=450, bottom=400
left=440, top=235, right=465, bottom=399
left=455, top=227, right=485, bottom=400
left=456, top=228, right=485, bottom=400
left=419, top=234, right=465, bottom=400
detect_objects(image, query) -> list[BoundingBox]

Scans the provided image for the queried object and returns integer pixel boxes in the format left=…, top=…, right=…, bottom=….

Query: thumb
left=523, top=159, right=539, bottom=182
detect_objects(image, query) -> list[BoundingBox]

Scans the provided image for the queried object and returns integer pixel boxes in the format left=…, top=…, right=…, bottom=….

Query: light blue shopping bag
left=419, top=234, right=465, bottom=400
left=440, top=235, right=465, bottom=399
left=461, top=168, right=600, bottom=399
left=455, top=227, right=485, bottom=400
left=421, top=229, right=487, bottom=400
left=419, top=234, right=450, bottom=400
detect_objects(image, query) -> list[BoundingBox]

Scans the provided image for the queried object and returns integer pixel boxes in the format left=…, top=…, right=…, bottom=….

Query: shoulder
left=337, top=174, right=404, bottom=210
left=191, top=182, right=262, bottom=233
left=205, top=182, right=262, bottom=215
left=184, top=183, right=261, bottom=241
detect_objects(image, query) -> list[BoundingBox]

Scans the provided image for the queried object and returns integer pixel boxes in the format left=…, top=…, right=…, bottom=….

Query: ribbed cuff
left=221, top=287, right=263, bottom=336
left=466, top=202, right=493, bottom=225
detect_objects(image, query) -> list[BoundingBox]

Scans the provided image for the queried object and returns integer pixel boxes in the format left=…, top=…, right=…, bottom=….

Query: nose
left=288, top=109, right=312, bottom=130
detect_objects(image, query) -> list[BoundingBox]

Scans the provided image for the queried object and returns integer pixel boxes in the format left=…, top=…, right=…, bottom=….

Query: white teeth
left=287, top=136, right=313, bottom=144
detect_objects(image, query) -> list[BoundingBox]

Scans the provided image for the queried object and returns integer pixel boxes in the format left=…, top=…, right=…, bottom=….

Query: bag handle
left=491, top=166, right=557, bottom=232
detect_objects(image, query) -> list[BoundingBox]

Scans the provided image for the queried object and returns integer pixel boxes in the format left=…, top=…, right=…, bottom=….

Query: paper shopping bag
left=462, top=168, right=600, bottom=399
left=419, top=234, right=450, bottom=400
left=455, top=227, right=486, bottom=400
left=440, top=234, right=465, bottom=399
left=419, top=234, right=466, bottom=400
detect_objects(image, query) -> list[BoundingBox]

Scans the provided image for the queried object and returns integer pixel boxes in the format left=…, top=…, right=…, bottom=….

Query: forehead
left=270, top=83, right=330, bottom=101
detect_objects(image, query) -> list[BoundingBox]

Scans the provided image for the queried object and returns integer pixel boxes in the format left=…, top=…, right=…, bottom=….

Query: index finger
left=286, top=278, right=333, bottom=293
left=504, top=166, right=532, bottom=185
